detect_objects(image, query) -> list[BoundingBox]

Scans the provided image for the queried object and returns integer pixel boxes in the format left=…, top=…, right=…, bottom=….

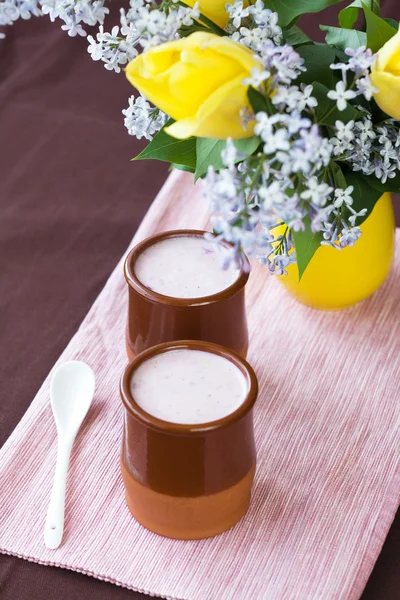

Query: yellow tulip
left=125, top=32, right=260, bottom=140
left=371, top=27, right=400, bottom=119
left=183, top=0, right=248, bottom=28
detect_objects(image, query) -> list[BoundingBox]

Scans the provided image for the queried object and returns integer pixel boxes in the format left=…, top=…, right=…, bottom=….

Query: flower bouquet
left=2, top=0, right=400, bottom=308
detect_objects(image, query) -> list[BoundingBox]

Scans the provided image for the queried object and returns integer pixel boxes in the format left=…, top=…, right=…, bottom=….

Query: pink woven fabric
left=1, top=171, right=399, bottom=600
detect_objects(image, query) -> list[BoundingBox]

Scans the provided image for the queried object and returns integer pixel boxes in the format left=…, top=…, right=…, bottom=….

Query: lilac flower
left=263, top=128, right=291, bottom=154
left=356, top=118, right=375, bottom=141
left=339, top=226, right=362, bottom=248
left=268, top=253, right=295, bottom=276
left=226, top=0, right=250, bottom=29
left=300, top=178, right=333, bottom=207
left=348, top=206, right=368, bottom=226
left=345, top=46, right=376, bottom=75
left=333, top=186, right=354, bottom=208
left=297, top=84, right=318, bottom=111
left=335, top=120, right=355, bottom=143
left=243, top=67, right=270, bottom=88
left=122, top=95, right=167, bottom=140
left=221, top=138, right=237, bottom=170
left=356, top=75, right=379, bottom=101
left=328, top=81, right=357, bottom=111
left=259, top=181, right=286, bottom=209
left=374, top=160, right=397, bottom=184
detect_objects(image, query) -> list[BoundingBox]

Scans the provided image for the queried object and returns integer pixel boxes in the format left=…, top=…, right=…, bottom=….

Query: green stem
left=249, top=160, right=263, bottom=194
left=320, top=103, right=339, bottom=126
left=274, top=227, right=289, bottom=254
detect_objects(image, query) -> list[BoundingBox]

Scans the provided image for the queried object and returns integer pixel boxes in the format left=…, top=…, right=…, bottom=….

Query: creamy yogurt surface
left=130, top=349, right=248, bottom=425
left=134, top=235, right=239, bottom=298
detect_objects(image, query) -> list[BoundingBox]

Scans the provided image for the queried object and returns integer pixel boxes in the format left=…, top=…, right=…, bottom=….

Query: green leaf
left=170, top=163, right=196, bottom=173
left=194, top=136, right=261, bottom=180
left=247, top=86, right=269, bottom=114
left=343, top=172, right=383, bottom=224
left=320, top=25, right=367, bottom=50
left=332, top=164, right=348, bottom=189
left=179, top=23, right=210, bottom=38
left=292, top=220, right=323, bottom=280
left=351, top=170, right=400, bottom=194
left=363, top=4, right=397, bottom=52
left=384, top=18, right=399, bottom=31
left=285, top=16, right=301, bottom=29
left=338, top=1, right=362, bottom=29
left=312, top=82, right=362, bottom=125
left=134, top=120, right=196, bottom=168
left=283, top=25, right=312, bottom=46
left=266, top=0, right=344, bottom=28
left=297, top=44, right=337, bottom=88
left=338, top=0, right=380, bottom=29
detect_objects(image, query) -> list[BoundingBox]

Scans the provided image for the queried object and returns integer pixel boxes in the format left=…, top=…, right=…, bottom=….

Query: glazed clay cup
left=124, top=230, right=250, bottom=359
left=120, top=340, right=258, bottom=540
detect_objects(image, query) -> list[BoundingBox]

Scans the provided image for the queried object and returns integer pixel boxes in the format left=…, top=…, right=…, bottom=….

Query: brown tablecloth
left=0, top=6, right=399, bottom=599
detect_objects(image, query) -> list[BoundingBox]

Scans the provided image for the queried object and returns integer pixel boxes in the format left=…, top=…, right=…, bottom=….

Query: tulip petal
left=374, top=27, right=400, bottom=72
left=371, top=70, right=400, bottom=119
left=167, top=75, right=254, bottom=140
left=183, top=0, right=248, bottom=28
left=165, top=118, right=199, bottom=139
left=125, top=32, right=259, bottom=140
left=196, top=75, right=255, bottom=139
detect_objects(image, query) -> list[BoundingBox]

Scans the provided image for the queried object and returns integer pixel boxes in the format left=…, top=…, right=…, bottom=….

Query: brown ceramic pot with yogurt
left=120, top=340, right=258, bottom=540
left=124, top=230, right=250, bottom=359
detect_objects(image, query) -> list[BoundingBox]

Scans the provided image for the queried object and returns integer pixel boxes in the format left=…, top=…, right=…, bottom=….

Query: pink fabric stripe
left=0, top=171, right=399, bottom=600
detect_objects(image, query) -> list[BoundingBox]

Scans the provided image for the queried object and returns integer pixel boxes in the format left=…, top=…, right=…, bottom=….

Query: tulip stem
left=178, top=2, right=227, bottom=36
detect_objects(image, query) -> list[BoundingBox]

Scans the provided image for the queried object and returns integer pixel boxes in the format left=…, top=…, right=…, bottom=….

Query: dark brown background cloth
left=0, top=4, right=399, bottom=599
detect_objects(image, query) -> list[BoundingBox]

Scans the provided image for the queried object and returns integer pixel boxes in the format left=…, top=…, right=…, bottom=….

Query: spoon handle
left=44, top=437, right=73, bottom=549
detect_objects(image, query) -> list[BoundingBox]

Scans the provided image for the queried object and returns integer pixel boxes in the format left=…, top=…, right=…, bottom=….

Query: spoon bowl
left=51, top=361, right=96, bottom=439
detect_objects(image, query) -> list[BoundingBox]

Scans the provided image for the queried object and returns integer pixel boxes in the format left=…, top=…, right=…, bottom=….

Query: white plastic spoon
left=44, top=361, right=95, bottom=550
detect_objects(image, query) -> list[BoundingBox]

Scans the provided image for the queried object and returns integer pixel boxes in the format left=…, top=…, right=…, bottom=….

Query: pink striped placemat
left=1, top=171, right=400, bottom=600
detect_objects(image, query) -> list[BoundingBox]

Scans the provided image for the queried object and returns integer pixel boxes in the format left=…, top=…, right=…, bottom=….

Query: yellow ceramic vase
left=279, top=193, right=396, bottom=310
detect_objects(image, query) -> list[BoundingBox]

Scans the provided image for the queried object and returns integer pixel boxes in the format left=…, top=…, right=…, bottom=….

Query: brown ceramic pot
left=124, top=230, right=250, bottom=359
left=120, top=340, right=258, bottom=540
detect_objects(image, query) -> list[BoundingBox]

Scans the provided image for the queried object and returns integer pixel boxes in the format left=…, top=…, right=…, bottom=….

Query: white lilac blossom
left=272, top=84, right=317, bottom=112
left=356, top=76, right=378, bottom=100
left=201, top=37, right=380, bottom=273
left=228, top=0, right=282, bottom=48
left=0, top=2, right=21, bottom=27
left=300, top=178, right=333, bottom=206
left=86, top=1, right=200, bottom=72
left=122, top=95, right=167, bottom=141
left=243, top=67, right=270, bottom=88
left=87, top=25, right=137, bottom=73
left=332, top=116, right=400, bottom=184
left=256, top=41, right=306, bottom=85
left=0, top=0, right=199, bottom=42
left=0, top=0, right=109, bottom=37
left=221, top=138, right=238, bottom=171
left=41, top=0, right=109, bottom=37
left=226, top=0, right=249, bottom=29
left=327, top=80, right=357, bottom=111
left=4, top=0, right=399, bottom=275
left=333, top=186, right=354, bottom=208
left=328, top=46, right=378, bottom=110
left=0, top=0, right=41, bottom=28
left=203, top=120, right=366, bottom=273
